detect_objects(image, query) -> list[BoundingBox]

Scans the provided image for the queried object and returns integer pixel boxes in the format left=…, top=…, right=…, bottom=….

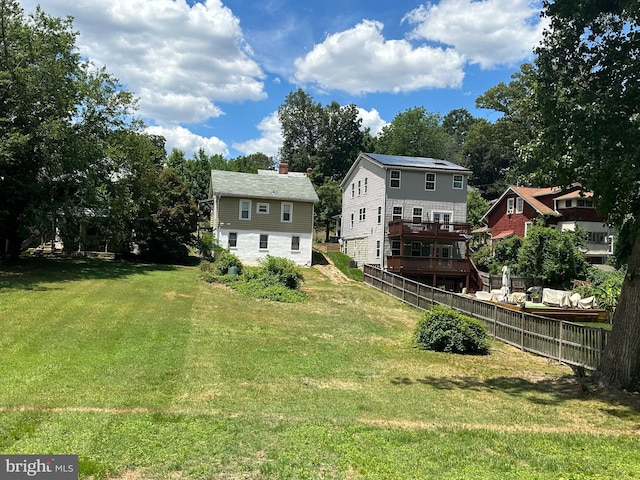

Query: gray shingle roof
left=363, top=153, right=470, bottom=172
left=208, top=170, right=319, bottom=203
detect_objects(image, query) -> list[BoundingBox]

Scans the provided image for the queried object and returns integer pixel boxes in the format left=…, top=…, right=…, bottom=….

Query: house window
left=411, top=242, right=422, bottom=257
left=359, top=207, right=366, bottom=221
left=506, top=197, right=515, bottom=214
left=524, top=221, right=533, bottom=237
left=565, top=200, right=573, bottom=208
left=577, top=199, right=594, bottom=208
left=240, top=199, right=251, bottom=220
left=516, top=197, right=524, bottom=214
left=392, top=206, right=402, bottom=221
left=377, top=206, right=382, bottom=224
left=351, top=183, right=355, bottom=198
left=257, top=202, right=269, bottom=214
left=391, top=240, right=401, bottom=256
left=390, top=170, right=401, bottom=188
left=425, top=173, right=436, bottom=191
left=259, top=234, right=268, bottom=249
left=350, top=213, right=354, bottom=228
left=364, top=177, right=368, bottom=193
left=357, top=180, right=361, bottom=196
left=228, top=232, right=237, bottom=248
left=452, top=174, right=463, bottom=190
left=281, top=202, right=292, bottom=222
left=376, top=240, right=381, bottom=258
left=291, top=236, right=300, bottom=251
left=412, top=207, right=423, bottom=223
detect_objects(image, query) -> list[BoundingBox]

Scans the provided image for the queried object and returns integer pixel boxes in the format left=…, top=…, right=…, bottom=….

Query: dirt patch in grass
left=162, top=291, right=195, bottom=299
left=313, top=263, right=351, bottom=284
left=107, top=470, right=147, bottom=480
left=358, top=417, right=638, bottom=436
left=303, top=377, right=362, bottom=391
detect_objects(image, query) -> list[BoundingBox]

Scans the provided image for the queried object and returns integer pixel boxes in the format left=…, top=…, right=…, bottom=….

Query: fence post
left=402, top=278, right=406, bottom=303
left=493, top=304, right=497, bottom=337
left=559, top=321, right=563, bottom=363
left=520, top=311, right=525, bottom=351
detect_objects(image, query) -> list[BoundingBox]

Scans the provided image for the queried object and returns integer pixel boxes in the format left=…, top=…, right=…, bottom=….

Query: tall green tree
left=466, top=189, right=491, bottom=230
left=0, top=1, right=138, bottom=261
left=375, top=107, right=449, bottom=159
left=317, top=102, right=364, bottom=180
left=535, top=0, right=640, bottom=389
left=472, top=64, right=542, bottom=192
left=516, top=226, right=589, bottom=289
left=228, top=152, right=274, bottom=173
left=278, top=89, right=366, bottom=181
left=278, top=89, right=324, bottom=173
left=135, top=168, right=198, bottom=263
left=442, top=108, right=479, bottom=164
left=462, top=119, right=513, bottom=198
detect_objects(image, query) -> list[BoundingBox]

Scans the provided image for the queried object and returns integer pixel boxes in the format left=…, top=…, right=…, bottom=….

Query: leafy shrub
left=259, top=255, right=304, bottom=289
left=213, top=251, right=243, bottom=275
left=235, top=277, right=306, bottom=302
left=199, top=232, right=221, bottom=259
left=414, top=305, right=490, bottom=355
left=200, top=256, right=306, bottom=303
left=470, top=245, right=493, bottom=273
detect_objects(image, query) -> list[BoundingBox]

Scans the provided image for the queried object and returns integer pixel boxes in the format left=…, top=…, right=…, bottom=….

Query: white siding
left=218, top=229, right=313, bottom=266
left=341, top=155, right=469, bottom=268
left=341, top=161, right=386, bottom=266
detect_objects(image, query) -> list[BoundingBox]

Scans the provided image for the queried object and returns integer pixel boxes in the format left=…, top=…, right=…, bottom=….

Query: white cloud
left=357, top=108, right=388, bottom=136
left=232, top=112, right=283, bottom=158
left=146, top=125, right=228, bottom=157
left=293, top=20, right=465, bottom=95
left=404, top=0, right=546, bottom=69
left=21, top=0, right=266, bottom=124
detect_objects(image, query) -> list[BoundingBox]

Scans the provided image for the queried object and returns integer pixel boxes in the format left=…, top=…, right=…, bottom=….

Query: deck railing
left=363, top=264, right=608, bottom=371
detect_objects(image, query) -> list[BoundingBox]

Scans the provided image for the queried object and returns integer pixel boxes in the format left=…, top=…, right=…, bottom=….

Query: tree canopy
left=278, top=89, right=367, bottom=181
left=0, top=1, right=139, bottom=260
left=375, top=107, right=449, bottom=159
left=535, top=0, right=640, bottom=389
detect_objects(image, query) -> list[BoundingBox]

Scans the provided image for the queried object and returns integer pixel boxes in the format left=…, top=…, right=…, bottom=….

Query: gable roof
left=207, top=170, right=319, bottom=203
left=341, top=152, right=470, bottom=188
left=481, top=185, right=562, bottom=222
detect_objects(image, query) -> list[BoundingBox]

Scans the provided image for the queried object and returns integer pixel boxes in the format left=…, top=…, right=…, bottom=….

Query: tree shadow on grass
left=0, top=256, right=184, bottom=291
left=391, top=374, right=640, bottom=424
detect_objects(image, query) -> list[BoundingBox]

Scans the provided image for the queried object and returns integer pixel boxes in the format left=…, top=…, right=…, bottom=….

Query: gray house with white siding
left=341, top=153, right=479, bottom=291
left=204, top=165, right=319, bottom=266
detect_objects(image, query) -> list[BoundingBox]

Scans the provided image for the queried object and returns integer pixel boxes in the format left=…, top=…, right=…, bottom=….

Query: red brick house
left=481, top=185, right=613, bottom=264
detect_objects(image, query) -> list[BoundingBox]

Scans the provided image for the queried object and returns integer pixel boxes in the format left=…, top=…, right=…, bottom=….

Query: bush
left=414, top=305, right=490, bottom=355
left=199, top=232, right=221, bottom=259
left=259, top=255, right=304, bottom=290
left=213, top=251, right=243, bottom=276
left=470, top=245, right=493, bottom=273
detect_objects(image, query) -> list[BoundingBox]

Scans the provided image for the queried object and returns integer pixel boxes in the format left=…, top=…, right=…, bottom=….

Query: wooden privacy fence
left=364, top=265, right=609, bottom=371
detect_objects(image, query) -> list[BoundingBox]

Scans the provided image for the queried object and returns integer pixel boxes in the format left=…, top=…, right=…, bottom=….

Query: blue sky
left=21, top=0, right=546, bottom=160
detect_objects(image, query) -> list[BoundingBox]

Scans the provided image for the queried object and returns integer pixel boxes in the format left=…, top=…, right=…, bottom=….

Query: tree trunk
left=594, top=229, right=640, bottom=390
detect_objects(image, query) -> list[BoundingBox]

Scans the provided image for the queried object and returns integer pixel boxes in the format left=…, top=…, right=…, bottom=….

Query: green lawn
left=1, top=257, right=639, bottom=479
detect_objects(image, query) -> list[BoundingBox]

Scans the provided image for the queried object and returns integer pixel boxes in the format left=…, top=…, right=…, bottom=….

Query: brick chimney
left=278, top=162, right=289, bottom=175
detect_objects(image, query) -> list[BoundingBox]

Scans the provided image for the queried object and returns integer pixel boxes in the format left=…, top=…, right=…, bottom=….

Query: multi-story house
left=340, top=152, right=478, bottom=292
left=204, top=164, right=319, bottom=266
left=482, top=185, right=614, bottom=264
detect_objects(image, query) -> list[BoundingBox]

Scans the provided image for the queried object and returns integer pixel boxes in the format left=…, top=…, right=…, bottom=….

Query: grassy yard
left=1, top=257, right=639, bottom=479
